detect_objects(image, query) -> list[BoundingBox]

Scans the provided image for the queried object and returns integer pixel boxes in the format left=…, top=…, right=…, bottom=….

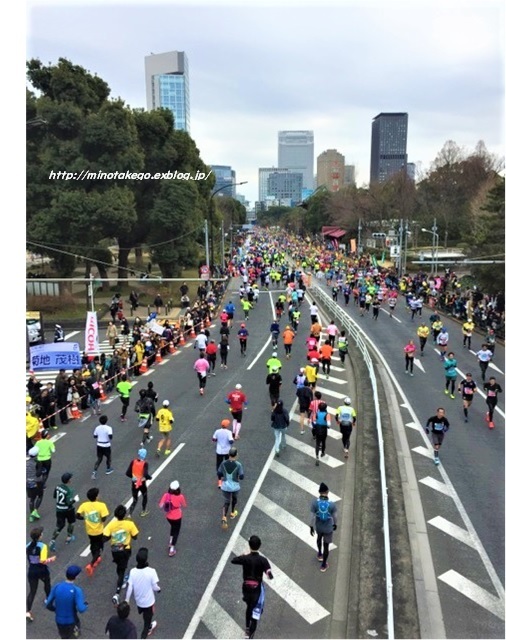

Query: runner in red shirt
left=225, top=384, right=248, bottom=440
left=205, top=340, right=218, bottom=376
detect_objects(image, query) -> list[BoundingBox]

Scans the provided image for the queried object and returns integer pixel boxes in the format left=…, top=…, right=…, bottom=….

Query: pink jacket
left=193, top=358, right=210, bottom=374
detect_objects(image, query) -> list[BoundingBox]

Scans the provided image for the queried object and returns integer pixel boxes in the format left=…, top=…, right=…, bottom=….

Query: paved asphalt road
left=26, top=283, right=360, bottom=640
left=311, top=276, right=505, bottom=640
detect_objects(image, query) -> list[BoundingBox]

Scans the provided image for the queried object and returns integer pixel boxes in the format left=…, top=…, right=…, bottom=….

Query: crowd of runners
left=26, top=227, right=502, bottom=638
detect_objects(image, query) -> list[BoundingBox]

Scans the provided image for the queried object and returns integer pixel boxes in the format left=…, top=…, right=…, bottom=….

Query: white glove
left=74, top=494, right=80, bottom=503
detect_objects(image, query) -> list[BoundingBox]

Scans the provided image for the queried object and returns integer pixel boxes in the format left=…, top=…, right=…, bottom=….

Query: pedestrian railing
left=309, top=284, right=395, bottom=640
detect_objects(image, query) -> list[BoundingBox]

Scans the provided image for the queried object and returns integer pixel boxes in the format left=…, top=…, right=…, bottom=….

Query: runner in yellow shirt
left=103, top=504, right=139, bottom=606
left=76, top=487, right=110, bottom=576
left=417, top=322, right=430, bottom=356
left=156, top=400, right=174, bottom=456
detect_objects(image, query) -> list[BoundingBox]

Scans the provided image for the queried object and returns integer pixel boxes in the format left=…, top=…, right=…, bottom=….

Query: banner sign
left=85, top=311, right=100, bottom=355
left=30, top=342, right=81, bottom=371
left=147, top=320, right=165, bottom=336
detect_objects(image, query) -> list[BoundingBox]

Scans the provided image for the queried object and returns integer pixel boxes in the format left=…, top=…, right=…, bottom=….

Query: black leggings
left=314, top=428, right=328, bottom=457
left=317, top=533, right=330, bottom=565
left=94, top=446, right=111, bottom=471
left=27, top=570, right=51, bottom=612
left=167, top=518, right=182, bottom=546
left=445, top=378, right=456, bottom=394
left=340, top=424, right=352, bottom=450
left=405, top=355, right=414, bottom=373
left=487, top=398, right=498, bottom=421
left=138, top=604, right=154, bottom=639
left=198, top=373, right=207, bottom=389
left=120, top=397, right=129, bottom=418
left=222, top=490, right=238, bottom=516
left=112, top=548, right=131, bottom=591
left=27, top=484, right=44, bottom=511
left=220, top=352, right=228, bottom=365
left=130, top=483, right=148, bottom=513
left=242, top=584, right=261, bottom=637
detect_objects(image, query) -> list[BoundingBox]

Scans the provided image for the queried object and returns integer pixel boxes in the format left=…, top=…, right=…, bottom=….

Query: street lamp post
left=209, top=181, right=248, bottom=272
left=421, top=219, right=439, bottom=275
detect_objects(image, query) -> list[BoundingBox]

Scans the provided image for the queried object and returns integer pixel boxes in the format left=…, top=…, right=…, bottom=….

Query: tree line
left=26, top=58, right=246, bottom=289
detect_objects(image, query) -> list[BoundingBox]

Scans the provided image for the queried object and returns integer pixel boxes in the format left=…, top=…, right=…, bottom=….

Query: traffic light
left=372, top=233, right=386, bottom=239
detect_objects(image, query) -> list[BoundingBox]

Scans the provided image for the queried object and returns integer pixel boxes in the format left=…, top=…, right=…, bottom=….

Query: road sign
left=199, top=265, right=210, bottom=281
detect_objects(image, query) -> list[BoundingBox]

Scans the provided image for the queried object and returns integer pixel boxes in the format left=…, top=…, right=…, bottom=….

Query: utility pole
left=404, top=219, right=409, bottom=274
left=358, top=218, right=363, bottom=254
left=397, top=219, right=404, bottom=274
left=204, top=219, right=210, bottom=268
left=221, top=220, right=225, bottom=269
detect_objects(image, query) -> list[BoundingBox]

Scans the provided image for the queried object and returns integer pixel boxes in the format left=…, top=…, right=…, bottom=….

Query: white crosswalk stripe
left=285, top=435, right=344, bottom=468
left=269, top=460, right=341, bottom=502
left=292, top=415, right=342, bottom=440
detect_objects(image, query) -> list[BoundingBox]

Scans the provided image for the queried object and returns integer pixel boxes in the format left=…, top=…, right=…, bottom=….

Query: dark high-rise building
left=370, top=112, right=408, bottom=183
left=267, top=171, right=303, bottom=205
left=210, top=165, right=236, bottom=196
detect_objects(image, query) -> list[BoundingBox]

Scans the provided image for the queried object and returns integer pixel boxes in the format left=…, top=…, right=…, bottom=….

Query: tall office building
left=406, top=162, right=416, bottom=181
left=145, top=51, right=190, bottom=132
left=316, top=149, right=345, bottom=192
left=344, top=165, right=356, bottom=187
left=267, top=171, right=303, bottom=204
left=210, top=165, right=236, bottom=197
left=258, top=167, right=289, bottom=202
left=370, top=112, right=408, bottom=183
left=278, top=131, right=314, bottom=191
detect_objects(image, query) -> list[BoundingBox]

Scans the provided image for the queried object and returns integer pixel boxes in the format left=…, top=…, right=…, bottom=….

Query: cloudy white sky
left=25, top=0, right=505, bottom=205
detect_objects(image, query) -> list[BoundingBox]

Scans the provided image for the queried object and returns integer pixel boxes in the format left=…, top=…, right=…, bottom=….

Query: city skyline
left=25, top=0, right=504, bottom=205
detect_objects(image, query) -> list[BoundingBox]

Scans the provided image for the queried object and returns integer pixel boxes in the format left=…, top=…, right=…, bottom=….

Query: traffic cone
left=99, top=383, right=107, bottom=401
left=156, top=349, right=162, bottom=363
left=179, top=332, right=186, bottom=346
left=169, top=341, right=176, bottom=354
left=71, top=402, right=82, bottom=420
left=205, top=317, right=211, bottom=327
left=190, top=326, right=196, bottom=339
left=139, top=357, right=148, bottom=374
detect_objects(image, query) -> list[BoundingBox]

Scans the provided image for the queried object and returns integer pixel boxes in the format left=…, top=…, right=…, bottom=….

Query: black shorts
left=56, top=508, right=76, bottom=530
left=231, top=410, right=243, bottom=421
left=111, top=547, right=131, bottom=570
left=462, top=395, right=474, bottom=403
left=227, top=313, right=234, bottom=320
left=431, top=431, right=445, bottom=446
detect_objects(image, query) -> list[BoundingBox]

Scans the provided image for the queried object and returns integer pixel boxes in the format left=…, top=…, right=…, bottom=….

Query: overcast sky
left=25, top=0, right=505, bottom=205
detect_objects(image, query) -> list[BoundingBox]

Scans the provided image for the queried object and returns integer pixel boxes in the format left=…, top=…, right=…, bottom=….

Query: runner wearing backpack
left=217, top=448, right=244, bottom=530
left=335, top=397, right=357, bottom=458
left=310, top=482, right=337, bottom=572
left=312, top=402, right=331, bottom=466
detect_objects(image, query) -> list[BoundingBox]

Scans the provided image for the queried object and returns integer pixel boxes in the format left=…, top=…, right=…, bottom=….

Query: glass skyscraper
left=278, top=131, right=314, bottom=191
left=210, top=165, right=237, bottom=197
left=370, top=112, right=408, bottom=183
left=145, top=51, right=190, bottom=132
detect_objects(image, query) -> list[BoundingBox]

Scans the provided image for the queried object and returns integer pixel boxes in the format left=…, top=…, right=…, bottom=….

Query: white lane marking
left=380, top=307, right=402, bottom=323
left=201, top=597, right=244, bottom=640
left=330, top=364, right=346, bottom=372
left=49, top=432, right=67, bottom=443
left=79, top=442, right=185, bottom=558
left=65, top=331, right=80, bottom=340
left=419, top=476, right=452, bottom=496
left=292, top=414, right=343, bottom=441
left=315, top=387, right=347, bottom=400
left=428, top=516, right=475, bottom=549
left=321, top=374, right=348, bottom=385
left=183, top=397, right=299, bottom=639
left=254, top=493, right=337, bottom=551
left=412, top=445, right=435, bottom=459
left=285, top=435, right=343, bottom=468
left=233, top=535, right=331, bottom=625
left=269, top=460, right=341, bottom=502
left=488, top=362, right=504, bottom=375
left=405, top=421, right=419, bottom=430
left=414, top=358, right=426, bottom=373
left=247, top=334, right=273, bottom=371
left=438, top=570, right=505, bottom=621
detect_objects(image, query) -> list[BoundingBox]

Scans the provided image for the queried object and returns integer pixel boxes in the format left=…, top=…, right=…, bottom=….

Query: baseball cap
left=235, top=384, right=242, bottom=390
left=170, top=480, right=180, bottom=490
left=66, top=565, right=82, bottom=579
left=221, top=419, right=231, bottom=427
left=61, top=472, right=73, bottom=483
left=272, top=352, right=278, bottom=357
left=162, top=400, right=170, bottom=407
left=137, top=448, right=147, bottom=460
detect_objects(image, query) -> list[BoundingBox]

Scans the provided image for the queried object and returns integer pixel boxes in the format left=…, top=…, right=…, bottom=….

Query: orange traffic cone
left=139, top=357, right=148, bottom=374
left=71, top=402, right=82, bottom=420
left=190, top=326, right=196, bottom=339
left=99, top=383, right=107, bottom=401
left=155, top=349, right=162, bottom=363
left=179, top=333, right=186, bottom=346
left=205, top=317, right=211, bottom=327
left=169, top=341, right=176, bottom=354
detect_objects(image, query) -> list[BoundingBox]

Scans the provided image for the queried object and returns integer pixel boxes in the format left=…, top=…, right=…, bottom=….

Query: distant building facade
left=370, top=112, right=408, bottom=183
left=266, top=171, right=303, bottom=204
left=316, top=149, right=346, bottom=192
left=145, top=51, right=190, bottom=132
left=406, top=162, right=416, bottom=181
left=210, top=165, right=236, bottom=196
left=278, top=131, right=314, bottom=191
left=344, top=165, right=356, bottom=187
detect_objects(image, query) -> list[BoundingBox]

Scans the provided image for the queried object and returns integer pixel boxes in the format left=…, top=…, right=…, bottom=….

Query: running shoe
left=85, top=563, right=94, bottom=577
left=450, top=394, right=455, bottom=399
left=140, top=509, right=150, bottom=517
left=320, top=563, right=329, bottom=572
left=106, top=468, right=114, bottom=475
left=122, top=573, right=129, bottom=589
left=275, top=451, right=280, bottom=458
left=344, top=449, right=349, bottom=458
left=112, top=594, right=120, bottom=606
left=315, top=459, right=320, bottom=466
left=93, top=557, right=102, bottom=568
left=49, top=540, right=56, bottom=552
left=168, top=547, right=176, bottom=557
left=91, top=471, right=97, bottom=480
left=221, top=517, right=228, bottom=530
left=230, top=510, right=239, bottom=519
left=300, top=430, right=305, bottom=435
left=164, top=449, right=171, bottom=455
left=147, top=621, right=157, bottom=636
left=444, top=389, right=449, bottom=395
left=156, top=449, right=161, bottom=457
left=317, top=553, right=323, bottom=561
left=489, top=421, right=495, bottom=429
left=26, top=612, right=33, bottom=622
left=65, top=535, right=75, bottom=544
left=434, top=457, right=440, bottom=465
left=199, top=389, right=204, bottom=396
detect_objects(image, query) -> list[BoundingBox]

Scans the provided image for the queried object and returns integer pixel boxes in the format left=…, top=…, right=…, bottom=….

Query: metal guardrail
left=309, top=284, right=395, bottom=640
